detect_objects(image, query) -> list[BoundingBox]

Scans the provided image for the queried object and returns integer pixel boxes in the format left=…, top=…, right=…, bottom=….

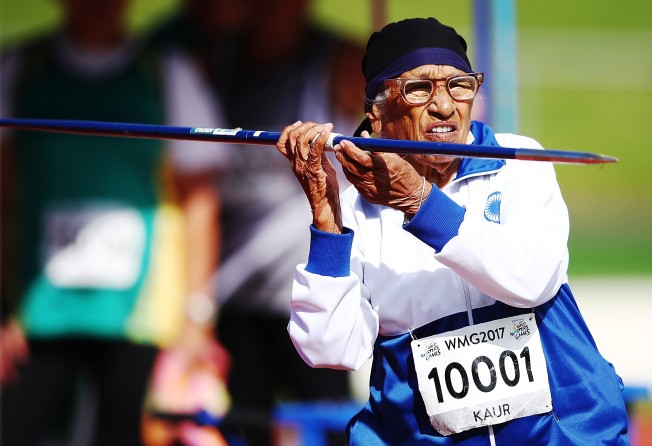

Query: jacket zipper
left=461, top=277, right=474, bottom=325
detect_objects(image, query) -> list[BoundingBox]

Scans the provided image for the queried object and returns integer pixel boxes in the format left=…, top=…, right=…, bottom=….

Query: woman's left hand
left=335, top=133, right=429, bottom=215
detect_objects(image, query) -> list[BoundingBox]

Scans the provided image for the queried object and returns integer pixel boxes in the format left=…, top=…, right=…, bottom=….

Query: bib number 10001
left=411, top=316, right=552, bottom=436
left=428, top=346, right=533, bottom=403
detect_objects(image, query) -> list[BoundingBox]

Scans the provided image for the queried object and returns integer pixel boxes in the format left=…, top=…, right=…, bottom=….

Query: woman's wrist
left=404, top=177, right=431, bottom=218
left=312, top=201, right=343, bottom=234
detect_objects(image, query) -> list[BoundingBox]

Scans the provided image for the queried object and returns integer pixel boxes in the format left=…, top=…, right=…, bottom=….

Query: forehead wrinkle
left=400, top=64, right=465, bottom=79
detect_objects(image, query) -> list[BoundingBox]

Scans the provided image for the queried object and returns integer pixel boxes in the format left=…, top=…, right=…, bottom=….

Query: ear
left=367, top=109, right=382, bottom=134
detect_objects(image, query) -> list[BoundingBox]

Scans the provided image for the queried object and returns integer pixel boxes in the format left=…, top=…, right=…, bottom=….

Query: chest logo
left=484, top=191, right=502, bottom=223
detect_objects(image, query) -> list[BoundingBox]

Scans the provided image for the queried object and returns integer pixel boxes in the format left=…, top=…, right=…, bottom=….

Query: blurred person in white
left=149, top=0, right=367, bottom=444
left=0, top=0, right=230, bottom=444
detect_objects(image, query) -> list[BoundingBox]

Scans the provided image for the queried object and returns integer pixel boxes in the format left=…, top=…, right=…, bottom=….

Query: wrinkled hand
left=335, top=133, right=430, bottom=215
left=276, top=121, right=342, bottom=233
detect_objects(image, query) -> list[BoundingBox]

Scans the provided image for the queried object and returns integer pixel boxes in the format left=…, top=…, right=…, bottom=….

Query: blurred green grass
left=2, top=0, right=651, bottom=276
left=0, top=0, right=177, bottom=45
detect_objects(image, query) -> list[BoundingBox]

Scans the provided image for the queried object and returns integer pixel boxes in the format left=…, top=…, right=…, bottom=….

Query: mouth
left=429, top=125, right=454, bottom=134
left=425, top=122, right=458, bottom=140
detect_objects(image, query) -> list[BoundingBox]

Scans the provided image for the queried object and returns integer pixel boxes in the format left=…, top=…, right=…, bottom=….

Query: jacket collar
left=453, top=121, right=506, bottom=183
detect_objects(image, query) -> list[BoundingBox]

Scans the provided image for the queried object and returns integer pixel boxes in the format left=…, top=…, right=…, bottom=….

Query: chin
left=419, top=154, right=458, bottom=166
left=406, top=154, right=458, bottom=174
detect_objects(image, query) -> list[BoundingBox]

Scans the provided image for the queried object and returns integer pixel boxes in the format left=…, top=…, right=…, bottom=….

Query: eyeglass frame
left=382, top=72, right=484, bottom=105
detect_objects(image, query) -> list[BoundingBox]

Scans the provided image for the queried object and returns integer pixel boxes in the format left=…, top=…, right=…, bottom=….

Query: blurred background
left=4, top=0, right=651, bottom=274
left=2, top=0, right=651, bottom=444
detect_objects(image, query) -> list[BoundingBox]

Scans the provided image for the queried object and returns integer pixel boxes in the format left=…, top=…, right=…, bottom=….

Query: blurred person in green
left=0, top=0, right=230, bottom=444
left=147, top=0, right=366, bottom=444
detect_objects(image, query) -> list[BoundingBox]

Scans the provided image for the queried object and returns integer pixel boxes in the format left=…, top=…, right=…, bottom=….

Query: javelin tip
left=514, top=148, right=619, bottom=165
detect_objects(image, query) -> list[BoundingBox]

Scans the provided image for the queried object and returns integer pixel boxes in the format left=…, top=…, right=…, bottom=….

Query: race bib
left=411, top=315, right=552, bottom=435
left=43, top=204, right=147, bottom=289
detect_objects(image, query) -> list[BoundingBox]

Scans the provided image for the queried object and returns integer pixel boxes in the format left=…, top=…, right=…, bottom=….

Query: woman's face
left=369, top=64, right=474, bottom=171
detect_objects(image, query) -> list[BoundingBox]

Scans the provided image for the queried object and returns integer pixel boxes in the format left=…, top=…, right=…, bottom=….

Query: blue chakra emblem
left=484, top=191, right=502, bottom=223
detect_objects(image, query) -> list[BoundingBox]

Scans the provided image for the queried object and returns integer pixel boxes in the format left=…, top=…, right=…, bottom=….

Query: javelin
left=0, top=118, right=617, bottom=164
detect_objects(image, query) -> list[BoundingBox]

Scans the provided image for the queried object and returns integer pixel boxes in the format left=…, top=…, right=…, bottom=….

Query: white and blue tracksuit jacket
left=288, top=121, right=629, bottom=445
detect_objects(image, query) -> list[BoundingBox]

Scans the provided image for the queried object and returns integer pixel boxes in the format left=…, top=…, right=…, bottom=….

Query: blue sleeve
left=403, top=185, right=466, bottom=252
left=305, top=225, right=354, bottom=277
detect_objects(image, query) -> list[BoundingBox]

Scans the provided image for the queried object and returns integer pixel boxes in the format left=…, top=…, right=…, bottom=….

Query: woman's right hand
left=276, top=121, right=343, bottom=234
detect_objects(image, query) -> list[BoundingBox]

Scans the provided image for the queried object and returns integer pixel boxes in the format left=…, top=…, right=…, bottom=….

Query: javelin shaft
left=0, top=118, right=618, bottom=164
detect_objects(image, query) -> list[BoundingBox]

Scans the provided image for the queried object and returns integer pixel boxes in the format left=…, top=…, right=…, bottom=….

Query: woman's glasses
left=383, top=73, right=484, bottom=105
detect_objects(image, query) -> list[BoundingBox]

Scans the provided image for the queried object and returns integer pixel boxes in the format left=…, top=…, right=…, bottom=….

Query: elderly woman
left=275, top=17, right=629, bottom=445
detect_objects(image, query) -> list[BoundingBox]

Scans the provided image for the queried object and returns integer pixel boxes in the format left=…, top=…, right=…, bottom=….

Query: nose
left=427, top=84, right=455, bottom=116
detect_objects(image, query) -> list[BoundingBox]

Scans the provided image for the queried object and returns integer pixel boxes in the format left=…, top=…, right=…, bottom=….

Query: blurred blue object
left=274, top=401, right=364, bottom=446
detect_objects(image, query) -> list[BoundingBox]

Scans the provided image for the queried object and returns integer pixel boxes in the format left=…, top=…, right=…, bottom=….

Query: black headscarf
left=361, top=17, right=472, bottom=112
